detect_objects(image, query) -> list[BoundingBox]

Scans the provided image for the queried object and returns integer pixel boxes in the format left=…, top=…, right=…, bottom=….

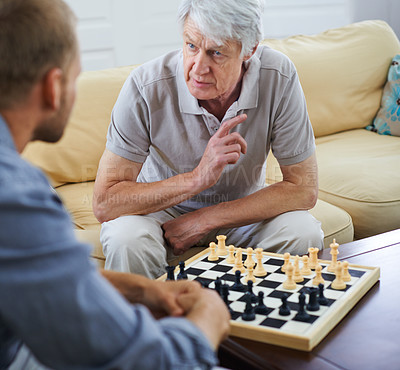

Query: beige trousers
left=101, top=208, right=324, bottom=279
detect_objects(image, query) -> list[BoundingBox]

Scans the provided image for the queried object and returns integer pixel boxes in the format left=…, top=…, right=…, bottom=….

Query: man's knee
left=102, top=217, right=150, bottom=253
left=100, top=215, right=168, bottom=276
left=257, top=211, right=323, bottom=255
left=290, top=211, right=323, bottom=246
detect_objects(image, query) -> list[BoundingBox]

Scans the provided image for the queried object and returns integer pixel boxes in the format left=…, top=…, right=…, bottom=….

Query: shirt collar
left=177, top=48, right=261, bottom=115
left=0, top=114, right=17, bottom=152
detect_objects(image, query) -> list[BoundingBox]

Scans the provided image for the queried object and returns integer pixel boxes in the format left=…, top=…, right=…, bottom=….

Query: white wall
left=350, top=0, right=400, bottom=39
left=65, top=0, right=396, bottom=71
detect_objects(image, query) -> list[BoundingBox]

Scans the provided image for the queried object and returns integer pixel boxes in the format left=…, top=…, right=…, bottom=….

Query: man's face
left=34, top=51, right=81, bottom=143
left=182, top=18, right=247, bottom=102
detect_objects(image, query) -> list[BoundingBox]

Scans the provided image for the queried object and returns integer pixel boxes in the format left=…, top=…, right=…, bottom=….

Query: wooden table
left=218, top=229, right=400, bottom=370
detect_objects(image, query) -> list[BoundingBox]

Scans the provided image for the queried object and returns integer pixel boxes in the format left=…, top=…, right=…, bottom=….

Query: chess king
left=94, top=0, right=324, bottom=279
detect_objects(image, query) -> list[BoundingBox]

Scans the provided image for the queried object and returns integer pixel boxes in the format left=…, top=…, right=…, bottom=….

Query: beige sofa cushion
left=267, top=129, right=400, bottom=239
left=264, top=20, right=400, bottom=137
left=22, top=65, right=136, bottom=187
left=56, top=181, right=98, bottom=230
left=316, top=129, right=400, bottom=239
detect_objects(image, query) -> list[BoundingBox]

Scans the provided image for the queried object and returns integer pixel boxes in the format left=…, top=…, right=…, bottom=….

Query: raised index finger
left=216, top=114, right=247, bottom=138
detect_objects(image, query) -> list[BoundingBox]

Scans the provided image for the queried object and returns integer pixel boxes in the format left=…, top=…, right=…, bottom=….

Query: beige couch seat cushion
left=266, top=129, right=399, bottom=240
left=264, top=20, right=400, bottom=138
left=316, top=129, right=400, bottom=239
left=309, top=200, right=353, bottom=249
left=56, top=181, right=98, bottom=230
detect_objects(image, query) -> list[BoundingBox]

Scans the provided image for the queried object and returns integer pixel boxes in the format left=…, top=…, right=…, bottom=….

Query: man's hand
left=193, top=114, right=247, bottom=190
left=162, top=114, right=247, bottom=254
left=141, top=279, right=202, bottom=319
left=101, top=270, right=202, bottom=319
left=177, top=288, right=230, bottom=350
left=162, top=209, right=208, bottom=255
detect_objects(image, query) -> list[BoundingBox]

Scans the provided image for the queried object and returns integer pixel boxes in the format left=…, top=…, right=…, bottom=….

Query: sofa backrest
left=22, top=20, right=400, bottom=186
left=264, top=20, right=400, bottom=137
left=22, top=65, right=136, bottom=187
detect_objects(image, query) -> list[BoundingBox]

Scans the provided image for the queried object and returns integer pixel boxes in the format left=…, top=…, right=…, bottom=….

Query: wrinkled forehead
left=183, top=17, right=239, bottom=52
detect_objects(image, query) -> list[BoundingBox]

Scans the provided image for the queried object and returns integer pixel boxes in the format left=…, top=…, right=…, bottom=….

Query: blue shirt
left=0, top=116, right=216, bottom=369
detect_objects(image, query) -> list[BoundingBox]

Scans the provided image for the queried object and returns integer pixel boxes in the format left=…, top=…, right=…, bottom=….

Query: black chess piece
left=246, top=280, right=258, bottom=303
left=254, top=291, right=269, bottom=315
left=165, top=265, right=175, bottom=281
left=241, top=293, right=256, bottom=321
left=221, top=284, right=234, bottom=317
left=318, top=283, right=329, bottom=306
left=214, top=277, right=222, bottom=296
left=231, top=270, right=246, bottom=292
left=177, top=261, right=187, bottom=280
left=294, top=292, right=311, bottom=322
left=279, top=293, right=291, bottom=316
left=306, top=287, right=320, bottom=311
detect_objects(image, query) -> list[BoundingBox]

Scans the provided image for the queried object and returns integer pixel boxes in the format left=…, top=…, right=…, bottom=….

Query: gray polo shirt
left=107, top=45, right=315, bottom=212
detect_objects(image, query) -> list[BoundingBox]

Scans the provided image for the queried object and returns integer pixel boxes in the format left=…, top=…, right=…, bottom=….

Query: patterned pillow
left=366, top=54, right=400, bottom=136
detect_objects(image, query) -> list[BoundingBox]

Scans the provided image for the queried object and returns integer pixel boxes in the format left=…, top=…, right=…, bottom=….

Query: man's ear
left=244, top=43, right=259, bottom=61
left=42, top=67, right=63, bottom=111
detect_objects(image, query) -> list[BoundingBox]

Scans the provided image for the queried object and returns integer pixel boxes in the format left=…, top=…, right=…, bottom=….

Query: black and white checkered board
left=168, top=248, right=380, bottom=351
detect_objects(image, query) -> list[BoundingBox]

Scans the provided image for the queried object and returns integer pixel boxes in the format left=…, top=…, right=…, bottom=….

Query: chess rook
left=216, top=235, right=228, bottom=256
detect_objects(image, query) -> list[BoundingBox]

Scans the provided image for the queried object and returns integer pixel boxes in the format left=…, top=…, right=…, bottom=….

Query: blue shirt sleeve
left=0, top=158, right=217, bottom=369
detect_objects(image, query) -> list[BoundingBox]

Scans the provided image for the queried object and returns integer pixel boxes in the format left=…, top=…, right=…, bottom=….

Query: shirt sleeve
left=0, top=163, right=217, bottom=369
left=270, top=65, right=316, bottom=166
left=106, top=71, right=151, bottom=164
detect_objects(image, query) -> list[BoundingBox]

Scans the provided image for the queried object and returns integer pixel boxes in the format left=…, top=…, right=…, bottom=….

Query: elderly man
left=0, top=0, right=229, bottom=368
left=94, top=0, right=324, bottom=278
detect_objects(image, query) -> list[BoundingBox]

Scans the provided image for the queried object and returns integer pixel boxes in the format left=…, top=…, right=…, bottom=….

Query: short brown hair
left=0, top=0, right=77, bottom=109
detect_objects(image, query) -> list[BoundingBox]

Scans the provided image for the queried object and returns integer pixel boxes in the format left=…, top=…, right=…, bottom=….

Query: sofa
left=22, top=20, right=400, bottom=268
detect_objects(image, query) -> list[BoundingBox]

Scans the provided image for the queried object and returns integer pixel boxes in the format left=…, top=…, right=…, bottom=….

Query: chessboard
left=160, top=238, right=380, bottom=351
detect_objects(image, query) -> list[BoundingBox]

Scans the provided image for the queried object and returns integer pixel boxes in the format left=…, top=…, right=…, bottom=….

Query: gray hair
left=177, top=0, right=265, bottom=57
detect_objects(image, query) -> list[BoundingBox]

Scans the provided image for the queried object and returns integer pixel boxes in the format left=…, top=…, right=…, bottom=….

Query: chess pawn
left=254, top=248, right=267, bottom=277
left=342, top=261, right=351, bottom=282
left=293, top=255, right=304, bottom=283
left=308, top=247, right=319, bottom=269
left=208, top=242, right=219, bottom=261
left=312, top=264, right=325, bottom=286
left=244, top=247, right=255, bottom=268
left=232, top=247, right=246, bottom=274
left=301, top=255, right=312, bottom=275
left=244, top=265, right=256, bottom=283
left=282, top=263, right=296, bottom=290
left=226, top=245, right=236, bottom=264
left=327, top=239, right=339, bottom=273
left=281, top=252, right=290, bottom=272
left=216, top=235, right=228, bottom=256
left=331, top=261, right=346, bottom=290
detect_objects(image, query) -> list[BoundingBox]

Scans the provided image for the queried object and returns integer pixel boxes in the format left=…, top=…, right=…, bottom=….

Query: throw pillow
left=366, top=54, right=400, bottom=136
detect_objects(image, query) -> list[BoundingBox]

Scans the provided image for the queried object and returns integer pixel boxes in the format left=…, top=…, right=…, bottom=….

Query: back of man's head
left=0, top=0, right=77, bottom=110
